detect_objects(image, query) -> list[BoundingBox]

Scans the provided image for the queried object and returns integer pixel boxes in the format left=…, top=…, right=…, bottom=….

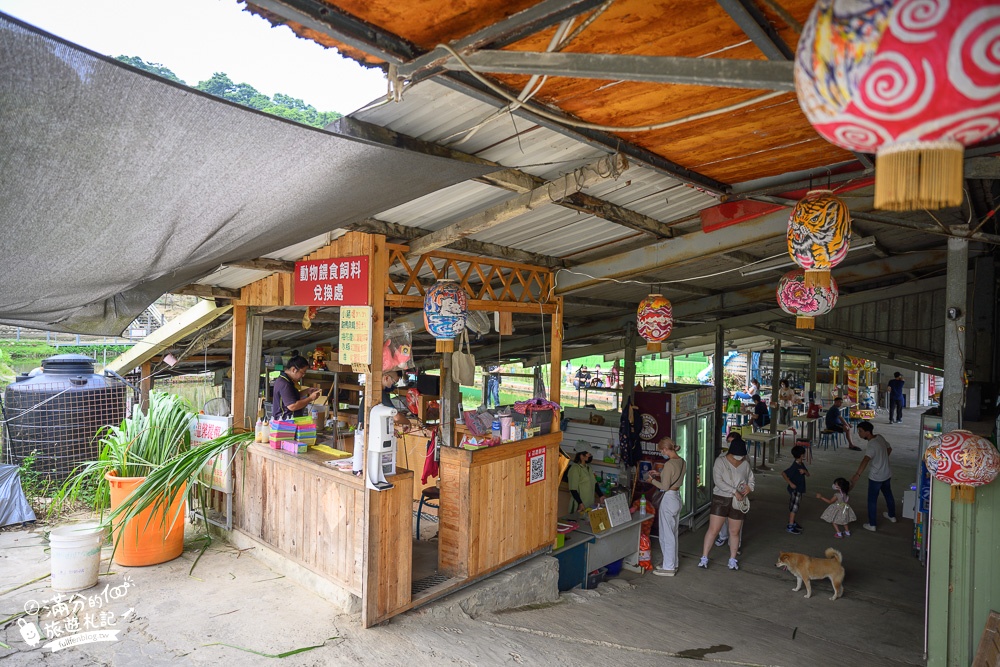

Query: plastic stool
left=819, top=429, right=844, bottom=451
left=416, top=486, right=440, bottom=539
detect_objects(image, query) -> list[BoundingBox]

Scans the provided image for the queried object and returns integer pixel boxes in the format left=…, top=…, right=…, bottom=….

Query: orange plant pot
left=105, top=472, right=186, bottom=567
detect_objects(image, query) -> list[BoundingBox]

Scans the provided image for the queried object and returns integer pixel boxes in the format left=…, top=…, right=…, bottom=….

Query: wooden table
left=742, top=432, right=781, bottom=470
left=792, top=416, right=821, bottom=443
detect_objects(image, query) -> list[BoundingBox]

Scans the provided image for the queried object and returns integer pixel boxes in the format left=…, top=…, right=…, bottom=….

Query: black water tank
left=3, top=354, right=130, bottom=481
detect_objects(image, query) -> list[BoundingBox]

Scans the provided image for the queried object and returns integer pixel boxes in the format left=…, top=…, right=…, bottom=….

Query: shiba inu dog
left=775, top=548, right=844, bottom=600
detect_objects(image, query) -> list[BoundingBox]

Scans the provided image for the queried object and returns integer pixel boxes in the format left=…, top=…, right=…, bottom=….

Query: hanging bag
left=452, top=330, right=476, bottom=386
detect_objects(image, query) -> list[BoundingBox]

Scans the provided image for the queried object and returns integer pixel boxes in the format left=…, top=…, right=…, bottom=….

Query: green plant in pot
left=56, top=391, right=252, bottom=566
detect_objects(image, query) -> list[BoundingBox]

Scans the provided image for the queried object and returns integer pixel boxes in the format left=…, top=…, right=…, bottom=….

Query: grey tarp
left=0, top=14, right=491, bottom=334
left=0, top=464, right=36, bottom=527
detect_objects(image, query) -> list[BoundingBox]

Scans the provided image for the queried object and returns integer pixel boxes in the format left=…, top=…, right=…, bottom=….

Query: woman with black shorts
left=699, top=435, right=755, bottom=571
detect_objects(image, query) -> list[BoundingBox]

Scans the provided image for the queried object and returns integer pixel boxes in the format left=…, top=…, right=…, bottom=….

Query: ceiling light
left=739, top=236, right=876, bottom=278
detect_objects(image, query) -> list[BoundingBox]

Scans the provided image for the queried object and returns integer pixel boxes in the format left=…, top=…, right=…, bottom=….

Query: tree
left=118, top=55, right=343, bottom=129
left=115, top=56, right=185, bottom=84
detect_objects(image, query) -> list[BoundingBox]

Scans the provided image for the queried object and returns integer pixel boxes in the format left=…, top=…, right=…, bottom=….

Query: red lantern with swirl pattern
left=924, top=430, right=1000, bottom=501
left=776, top=269, right=839, bottom=330
left=637, top=294, right=673, bottom=353
left=795, top=0, right=1000, bottom=211
left=787, top=190, right=851, bottom=288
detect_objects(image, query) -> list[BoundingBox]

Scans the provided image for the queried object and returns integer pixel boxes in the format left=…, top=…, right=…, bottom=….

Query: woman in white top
left=777, top=378, right=796, bottom=425
left=699, top=434, right=755, bottom=571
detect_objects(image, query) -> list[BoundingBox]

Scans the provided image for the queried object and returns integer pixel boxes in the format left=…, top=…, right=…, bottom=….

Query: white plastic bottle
left=254, top=419, right=263, bottom=443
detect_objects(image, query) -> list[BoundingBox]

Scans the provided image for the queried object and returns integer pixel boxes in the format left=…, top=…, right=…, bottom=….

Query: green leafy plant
left=54, top=392, right=196, bottom=516
left=17, top=450, right=52, bottom=513
left=54, top=391, right=254, bottom=561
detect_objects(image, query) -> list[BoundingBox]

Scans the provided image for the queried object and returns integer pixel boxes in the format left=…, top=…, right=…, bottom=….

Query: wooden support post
left=714, top=326, right=724, bottom=455
left=669, top=354, right=675, bottom=383
left=231, top=305, right=248, bottom=431
left=139, top=361, right=152, bottom=413
left=809, top=347, right=818, bottom=403
left=549, top=297, right=563, bottom=405
left=770, top=338, right=781, bottom=434
left=623, top=323, right=637, bottom=402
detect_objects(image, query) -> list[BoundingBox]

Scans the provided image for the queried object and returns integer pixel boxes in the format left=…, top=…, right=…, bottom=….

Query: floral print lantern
left=637, top=294, right=673, bottom=352
left=423, top=279, right=468, bottom=353
left=787, top=190, right=851, bottom=289
left=795, top=0, right=1000, bottom=211
left=776, top=269, right=839, bottom=330
left=924, top=430, right=1000, bottom=502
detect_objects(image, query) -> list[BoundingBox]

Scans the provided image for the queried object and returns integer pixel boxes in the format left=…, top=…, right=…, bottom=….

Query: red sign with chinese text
left=293, top=256, right=369, bottom=306
left=525, top=446, right=546, bottom=486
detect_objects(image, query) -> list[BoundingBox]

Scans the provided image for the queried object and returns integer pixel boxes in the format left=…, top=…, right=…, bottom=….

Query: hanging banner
left=189, top=415, right=233, bottom=493
left=339, top=306, right=372, bottom=365
left=293, top=256, right=369, bottom=306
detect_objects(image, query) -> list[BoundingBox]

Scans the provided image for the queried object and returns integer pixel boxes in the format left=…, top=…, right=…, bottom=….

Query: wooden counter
left=438, top=431, right=561, bottom=579
left=234, top=443, right=413, bottom=608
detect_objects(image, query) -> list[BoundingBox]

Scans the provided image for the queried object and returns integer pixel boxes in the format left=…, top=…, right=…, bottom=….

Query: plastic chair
left=416, top=486, right=440, bottom=539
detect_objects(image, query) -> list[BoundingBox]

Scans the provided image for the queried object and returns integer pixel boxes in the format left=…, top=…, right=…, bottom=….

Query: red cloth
left=421, top=428, right=439, bottom=485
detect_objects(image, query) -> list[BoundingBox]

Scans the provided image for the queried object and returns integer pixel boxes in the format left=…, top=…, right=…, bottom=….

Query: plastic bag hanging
left=383, top=321, right=415, bottom=372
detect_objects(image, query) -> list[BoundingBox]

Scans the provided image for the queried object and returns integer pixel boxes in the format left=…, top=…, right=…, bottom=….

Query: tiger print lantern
left=637, top=294, right=673, bottom=352
left=776, top=269, right=839, bottom=329
left=787, top=190, right=851, bottom=288
left=795, top=0, right=1000, bottom=211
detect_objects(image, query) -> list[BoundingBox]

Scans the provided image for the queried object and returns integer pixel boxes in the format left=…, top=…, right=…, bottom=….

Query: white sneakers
left=863, top=523, right=877, bottom=531
left=883, top=512, right=897, bottom=523
left=728, top=558, right=739, bottom=570
left=698, top=556, right=709, bottom=568
left=653, top=568, right=676, bottom=577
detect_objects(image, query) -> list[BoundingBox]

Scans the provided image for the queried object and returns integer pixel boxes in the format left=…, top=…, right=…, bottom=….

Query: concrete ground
left=0, top=408, right=942, bottom=666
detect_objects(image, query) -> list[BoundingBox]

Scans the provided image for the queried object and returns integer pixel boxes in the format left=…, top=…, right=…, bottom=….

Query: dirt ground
left=1, top=409, right=937, bottom=666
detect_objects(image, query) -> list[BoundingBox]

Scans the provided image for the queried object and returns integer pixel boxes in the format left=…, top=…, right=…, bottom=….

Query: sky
left=0, top=0, right=388, bottom=114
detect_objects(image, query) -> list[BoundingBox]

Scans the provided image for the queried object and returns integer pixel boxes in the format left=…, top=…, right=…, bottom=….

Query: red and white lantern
left=795, top=0, right=1000, bottom=210
left=637, top=294, right=673, bottom=352
left=924, top=430, right=1000, bottom=490
left=776, top=269, right=839, bottom=329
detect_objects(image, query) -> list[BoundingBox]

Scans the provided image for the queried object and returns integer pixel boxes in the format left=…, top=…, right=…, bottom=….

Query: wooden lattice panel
left=385, top=244, right=555, bottom=313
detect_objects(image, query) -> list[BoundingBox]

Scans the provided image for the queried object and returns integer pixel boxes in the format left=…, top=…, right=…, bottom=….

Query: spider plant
left=103, top=430, right=253, bottom=554
left=53, top=391, right=197, bottom=516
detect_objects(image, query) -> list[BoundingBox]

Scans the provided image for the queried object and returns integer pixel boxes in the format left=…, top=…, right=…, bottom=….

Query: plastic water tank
left=3, top=354, right=129, bottom=481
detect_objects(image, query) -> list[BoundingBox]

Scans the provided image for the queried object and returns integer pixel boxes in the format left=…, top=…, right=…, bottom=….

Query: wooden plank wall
left=367, top=473, right=414, bottom=624
left=234, top=445, right=366, bottom=596
left=439, top=432, right=560, bottom=579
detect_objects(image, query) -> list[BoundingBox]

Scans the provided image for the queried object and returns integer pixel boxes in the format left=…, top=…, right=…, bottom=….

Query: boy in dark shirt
left=751, top=394, right=770, bottom=429
left=781, top=445, right=809, bottom=534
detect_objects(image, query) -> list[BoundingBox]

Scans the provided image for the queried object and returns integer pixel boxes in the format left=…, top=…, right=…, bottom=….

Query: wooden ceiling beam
left=437, top=51, right=796, bottom=91
left=716, top=0, right=795, bottom=60
left=404, top=155, right=627, bottom=259
left=172, top=284, right=241, bottom=299
left=348, top=218, right=566, bottom=268
left=223, top=258, right=296, bottom=273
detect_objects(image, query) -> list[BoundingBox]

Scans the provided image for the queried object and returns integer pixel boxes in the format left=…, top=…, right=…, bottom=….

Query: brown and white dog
left=775, top=548, right=844, bottom=600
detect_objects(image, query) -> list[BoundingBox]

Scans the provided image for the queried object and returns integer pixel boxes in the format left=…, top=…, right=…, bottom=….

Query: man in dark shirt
left=272, top=355, right=320, bottom=419
left=825, top=397, right=859, bottom=450
left=751, top=394, right=770, bottom=429
left=887, top=372, right=905, bottom=424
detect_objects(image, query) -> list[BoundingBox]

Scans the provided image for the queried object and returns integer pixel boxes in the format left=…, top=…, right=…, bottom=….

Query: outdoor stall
left=225, top=231, right=565, bottom=626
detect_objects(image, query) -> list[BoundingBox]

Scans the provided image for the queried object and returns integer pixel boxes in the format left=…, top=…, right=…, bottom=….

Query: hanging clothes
left=618, top=395, right=642, bottom=467
left=421, top=427, right=439, bottom=485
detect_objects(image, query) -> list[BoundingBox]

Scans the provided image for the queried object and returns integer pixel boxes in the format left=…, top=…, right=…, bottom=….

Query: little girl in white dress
left=816, top=477, right=857, bottom=538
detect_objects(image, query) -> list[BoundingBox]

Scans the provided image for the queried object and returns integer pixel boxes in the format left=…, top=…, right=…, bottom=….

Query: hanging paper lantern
left=787, top=190, right=851, bottom=288
left=637, top=294, right=673, bottom=352
left=924, top=430, right=1000, bottom=502
left=423, top=279, right=468, bottom=353
left=776, top=269, right=839, bottom=329
left=795, top=0, right=1000, bottom=211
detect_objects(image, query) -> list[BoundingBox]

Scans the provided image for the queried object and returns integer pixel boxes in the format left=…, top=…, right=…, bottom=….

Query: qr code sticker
left=528, top=452, right=545, bottom=484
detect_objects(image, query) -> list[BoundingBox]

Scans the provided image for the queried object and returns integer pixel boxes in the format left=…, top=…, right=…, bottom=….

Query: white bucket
left=50, top=522, right=105, bottom=593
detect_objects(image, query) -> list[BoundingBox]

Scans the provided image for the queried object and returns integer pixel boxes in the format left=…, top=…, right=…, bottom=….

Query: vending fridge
left=634, top=385, right=715, bottom=527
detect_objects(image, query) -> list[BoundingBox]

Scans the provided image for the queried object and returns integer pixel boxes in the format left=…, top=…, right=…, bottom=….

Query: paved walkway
left=0, top=408, right=937, bottom=665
